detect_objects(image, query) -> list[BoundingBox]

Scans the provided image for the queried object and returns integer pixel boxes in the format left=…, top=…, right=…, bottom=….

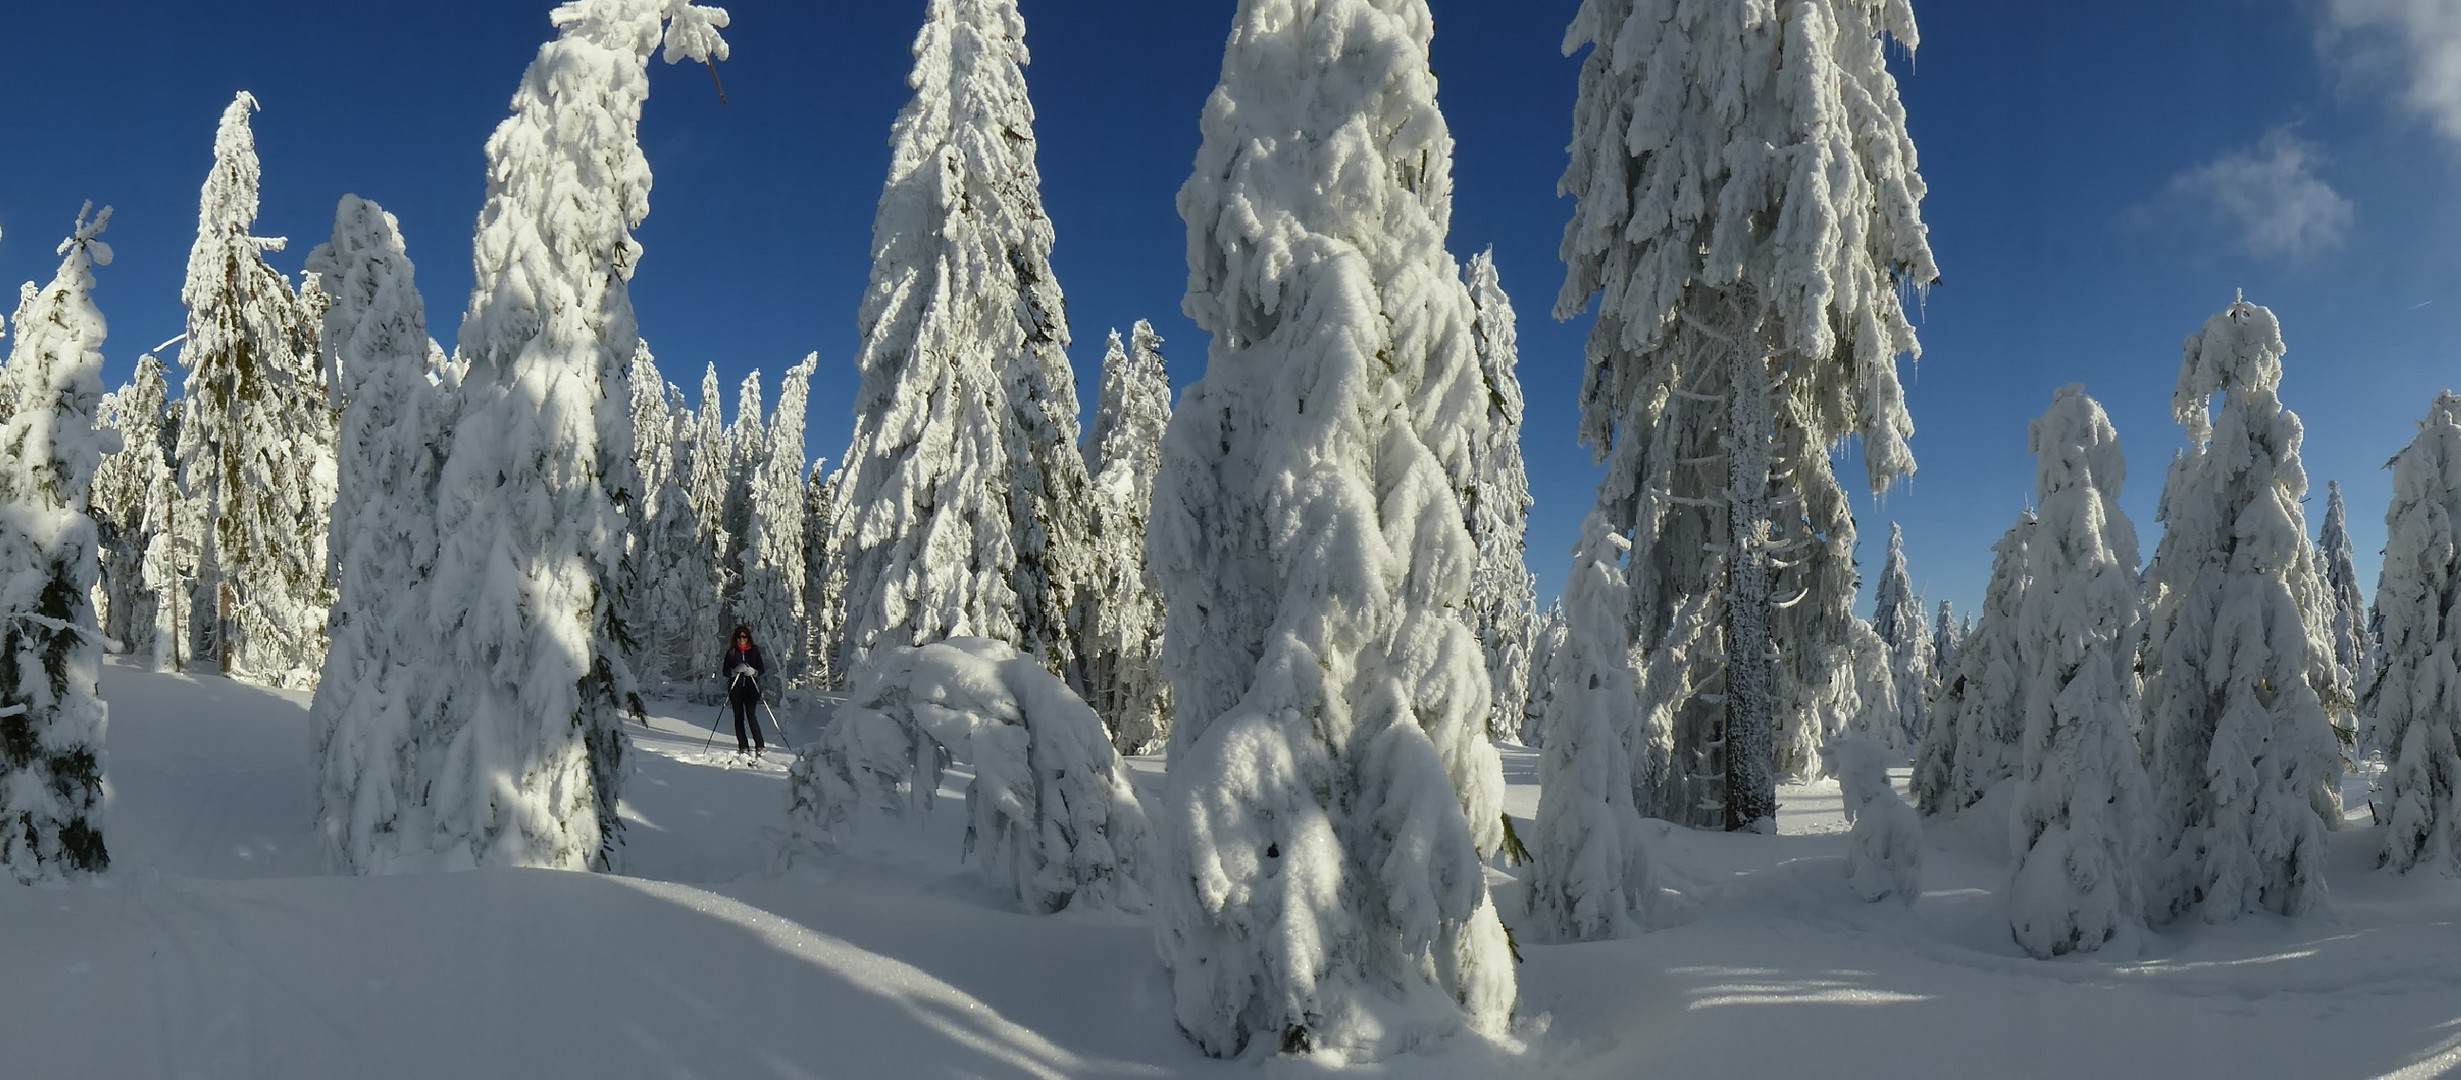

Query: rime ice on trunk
left=1556, top=0, right=1937, bottom=829
left=1151, top=0, right=1514, bottom=1059
left=0, top=207, right=117, bottom=882
left=2141, top=296, right=2339, bottom=922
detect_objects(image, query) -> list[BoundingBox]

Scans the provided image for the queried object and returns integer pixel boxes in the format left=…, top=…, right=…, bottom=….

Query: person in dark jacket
left=722, top=625, right=767, bottom=756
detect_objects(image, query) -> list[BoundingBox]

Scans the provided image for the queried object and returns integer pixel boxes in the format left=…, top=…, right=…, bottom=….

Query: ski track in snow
left=3, top=661, right=2459, bottom=1077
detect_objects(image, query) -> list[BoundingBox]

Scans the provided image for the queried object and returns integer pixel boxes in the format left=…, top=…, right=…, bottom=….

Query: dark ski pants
left=731, top=694, right=765, bottom=753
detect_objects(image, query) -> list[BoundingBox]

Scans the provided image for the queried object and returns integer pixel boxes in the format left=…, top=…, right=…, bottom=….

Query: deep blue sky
left=4, top=1, right=2458, bottom=618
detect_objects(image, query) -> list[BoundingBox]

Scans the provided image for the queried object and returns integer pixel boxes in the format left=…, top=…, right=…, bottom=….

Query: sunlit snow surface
left=3, top=659, right=2457, bottom=1077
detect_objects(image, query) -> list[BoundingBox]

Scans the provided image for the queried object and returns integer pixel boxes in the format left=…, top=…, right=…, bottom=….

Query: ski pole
left=758, top=697, right=793, bottom=752
left=699, top=698, right=731, bottom=755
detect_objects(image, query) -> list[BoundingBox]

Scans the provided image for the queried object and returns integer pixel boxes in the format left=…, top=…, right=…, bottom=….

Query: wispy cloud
left=2322, top=0, right=2461, bottom=145
left=2166, top=129, right=2354, bottom=261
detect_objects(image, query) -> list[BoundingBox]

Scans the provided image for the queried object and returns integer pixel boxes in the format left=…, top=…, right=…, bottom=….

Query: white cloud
left=2167, top=129, right=2354, bottom=261
left=2323, top=0, right=2461, bottom=145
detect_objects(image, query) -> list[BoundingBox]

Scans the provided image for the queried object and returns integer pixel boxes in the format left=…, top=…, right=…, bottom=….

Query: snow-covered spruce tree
left=1527, top=512, right=1654, bottom=941
left=1912, top=509, right=2033, bottom=817
left=1463, top=250, right=1541, bottom=741
left=1557, top=0, right=1937, bottom=831
left=681, top=363, right=734, bottom=685
left=2141, top=296, right=2339, bottom=922
left=1523, top=600, right=1568, bottom=746
left=409, top=0, right=727, bottom=872
left=172, top=92, right=337, bottom=685
left=800, top=458, right=841, bottom=690
left=1833, top=615, right=1897, bottom=754
left=1151, top=0, right=1514, bottom=1057
left=1871, top=523, right=1932, bottom=753
left=1930, top=599, right=1957, bottom=697
left=2317, top=480, right=2374, bottom=748
left=616, top=342, right=675, bottom=683
left=0, top=207, right=117, bottom=882
left=720, top=369, right=764, bottom=637
left=92, top=354, right=174, bottom=661
left=824, top=0, right=1095, bottom=693
left=2366, top=392, right=2461, bottom=875
left=2006, top=386, right=2151, bottom=957
left=782, top=637, right=1152, bottom=913
left=305, top=195, right=452, bottom=874
left=739, top=354, right=815, bottom=693
left=1081, top=322, right=1173, bottom=753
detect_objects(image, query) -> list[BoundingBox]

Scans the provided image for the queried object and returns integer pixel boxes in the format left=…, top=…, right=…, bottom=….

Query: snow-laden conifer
left=1913, top=511, right=2032, bottom=816
left=173, top=92, right=336, bottom=685
left=1826, top=736, right=1921, bottom=904
left=784, top=637, right=1151, bottom=913
left=617, top=342, right=675, bottom=681
left=408, top=0, right=727, bottom=871
left=0, top=207, right=116, bottom=882
left=1527, top=512, right=1653, bottom=941
left=1833, top=616, right=1899, bottom=754
left=720, top=369, right=765, bottom=637
left=1463, top=250, right=1540, bottom=740
left=2006, top=387, right=2150, bottom=957
left=1872, top=524, right=1932, bottom=752
left=825, top=0, right=1095, bottom=692
left=801, top=459, right=842, bottom=689
left=740, top=355, right=815, bottom=692
left=2366, top=393, right=2461, bottom=875
left=1931, top=599, right=1958, bottom=695
left=1557, top=0, right=1937, bottom=830
left=681, top=363, right=734, bottom=683
left=305, top=195, right=451, bottom=874
left=1081, top=323, right=1172, bottom=753
left=2142, top=296, right=2339, bottom=922
left=1523, top=601, right=1568, bottom=746
left=92, top=354, right=173, bottom=662
left=2317, top=480, right=2373, bottom=746
left=1152, top=0, right=1514, bottom=1057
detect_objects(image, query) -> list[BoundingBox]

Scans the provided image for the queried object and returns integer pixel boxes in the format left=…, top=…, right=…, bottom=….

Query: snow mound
left=1827, top=736, right=1922, bottom=905
left=783, top=637, right=1152, bottom=914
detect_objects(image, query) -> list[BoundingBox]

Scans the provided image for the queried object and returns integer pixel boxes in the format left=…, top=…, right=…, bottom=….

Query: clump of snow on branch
left=782, top=637, right=1152, bottom=914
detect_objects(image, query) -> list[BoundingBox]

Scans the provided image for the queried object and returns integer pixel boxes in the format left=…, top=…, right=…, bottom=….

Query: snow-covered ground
left=5, top=659, right=2459, bottom=1078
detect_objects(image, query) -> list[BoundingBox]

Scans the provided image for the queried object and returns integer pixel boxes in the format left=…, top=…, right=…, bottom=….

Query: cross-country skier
left=723, top=625, right=767, bottom=758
